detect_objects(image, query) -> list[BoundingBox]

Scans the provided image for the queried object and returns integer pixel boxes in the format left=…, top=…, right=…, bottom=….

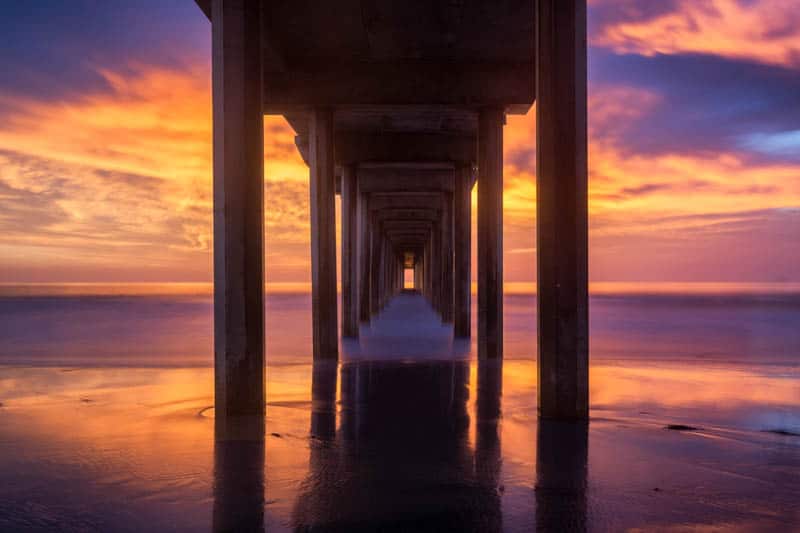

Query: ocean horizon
left=2, top=280, right=800, bottom=296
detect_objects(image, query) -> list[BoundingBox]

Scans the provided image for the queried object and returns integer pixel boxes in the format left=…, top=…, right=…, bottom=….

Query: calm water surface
left=0, top=284, right=798, bottom=531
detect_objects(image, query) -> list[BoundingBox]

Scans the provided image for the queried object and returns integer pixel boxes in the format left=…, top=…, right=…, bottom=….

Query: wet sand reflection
left=292, top=360, right=503, bottom=532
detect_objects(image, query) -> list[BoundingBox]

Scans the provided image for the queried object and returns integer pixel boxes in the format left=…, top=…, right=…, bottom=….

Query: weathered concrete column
left=536, top=0, right=589, bottom=420
left=478, top=108, right=504, bottom=359
left=358, top=192, right=371, bottom=323
left=441, top=191, right=454, bottom=323
left=454, top=164, right=472, bottom=337
left=426, top=236, right=433, bottom=303
left=310, top=109, right=338, bottom=360
left=398, top=256, right=403, bottom=292
left=212, top=0, right=264, bottom=419
left=423, top=239, right=429, bottom=300
left=382, top=243, right=389, bottom=308
left=340, top=165, right=358, bottom=337
left=378, top=240, right=386, bottom=309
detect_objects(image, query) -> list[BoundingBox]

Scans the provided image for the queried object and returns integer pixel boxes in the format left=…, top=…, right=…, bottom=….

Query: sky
left=0, top=0, right=798, bottom=284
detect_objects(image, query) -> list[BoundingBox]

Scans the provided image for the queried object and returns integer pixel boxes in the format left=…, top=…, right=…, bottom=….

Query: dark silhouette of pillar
left=536, top=0, right=589, bottom=419
left=441, top=191, right=454, bottom=323
left=478, top=108, right=504, bottom=359
left=212, top=0, right=264, bottom=418
left=310, top=108, right=338, bottom=360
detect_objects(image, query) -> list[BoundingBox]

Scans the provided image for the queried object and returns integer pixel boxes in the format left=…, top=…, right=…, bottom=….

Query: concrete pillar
left=441, top=191, right=454, bottom=323
left=310, top=109, right=338, bottom=360
left=340, top=165, right=358, bottom=337
left=432, top=220, right=442, bottom=317
left=370, top=220, right=381, bottom=317
left=536, top=0, right=589, bottom=420
left=358, top=192, right=371, bottom=323
left=212, top=0, right=264, bottom=418
left=381, top=242, right=388, bottom=308
left=454, top=164, right=472, bottom=337
left=398, top=257, right=403, bottom=292
left=478, top=108, right=504, bottom=359
left=384, top=243, right=391, bottom=305
left=425, top=236, right=433, bottom=303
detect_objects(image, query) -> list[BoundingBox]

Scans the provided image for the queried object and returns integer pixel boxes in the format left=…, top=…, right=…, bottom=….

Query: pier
left=198, top=0, right=588, bottom=422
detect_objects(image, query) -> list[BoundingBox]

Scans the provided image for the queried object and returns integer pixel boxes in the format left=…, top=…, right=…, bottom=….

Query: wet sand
left=0, top=288, right=798, bottom=531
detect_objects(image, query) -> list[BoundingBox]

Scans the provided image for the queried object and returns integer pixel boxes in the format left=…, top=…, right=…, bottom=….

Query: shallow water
left=0, top=286, right=798, bottom=531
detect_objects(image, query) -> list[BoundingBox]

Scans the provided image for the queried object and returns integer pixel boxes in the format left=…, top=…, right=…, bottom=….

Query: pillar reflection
left=213, top=415, right=265, bottom=533
left=293, top=360, right=503, bottom=532
left=310, top=360, right=338, bottom=440
left=476, top=359, right=503, bottom=487
left=535, top=420, right=588, bottom=532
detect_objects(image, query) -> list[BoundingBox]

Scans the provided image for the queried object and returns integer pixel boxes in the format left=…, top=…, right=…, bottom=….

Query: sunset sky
left=1, top=0, right=798, bottom=284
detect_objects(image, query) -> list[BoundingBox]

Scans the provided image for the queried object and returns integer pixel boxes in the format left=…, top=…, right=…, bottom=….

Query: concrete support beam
left=212, top=0, right=265, bottom=419
left=368, top=193, right=442, bottom=212
left=340, top=165, right=358, bottom=337
left=335, top=132, right=477, bottom=164
left=357, top=170, right=454, bottom=193
left=260, top=62, right=534, bottom=110
left=477, top=108, right=504, bottom=359
left=454, top=164, right=472, bottom=337
left=310, top=108, right=338, bottom=360
left=536, top=0, right=589, bottom=420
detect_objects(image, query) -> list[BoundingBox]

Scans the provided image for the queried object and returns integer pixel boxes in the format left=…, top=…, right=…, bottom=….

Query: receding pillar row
left=310, top=109, right=338, bottom=360
left=478, top=108, right=504, bottom=359
left=212, top=0, right=265, bottom=419
left=536, top=0, right=589, bottom=420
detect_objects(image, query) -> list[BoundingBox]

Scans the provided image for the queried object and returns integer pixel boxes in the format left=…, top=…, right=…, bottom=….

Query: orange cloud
left=591, top=0, right=800, bottom=67
left=0, top=62, right=312, bottom=282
